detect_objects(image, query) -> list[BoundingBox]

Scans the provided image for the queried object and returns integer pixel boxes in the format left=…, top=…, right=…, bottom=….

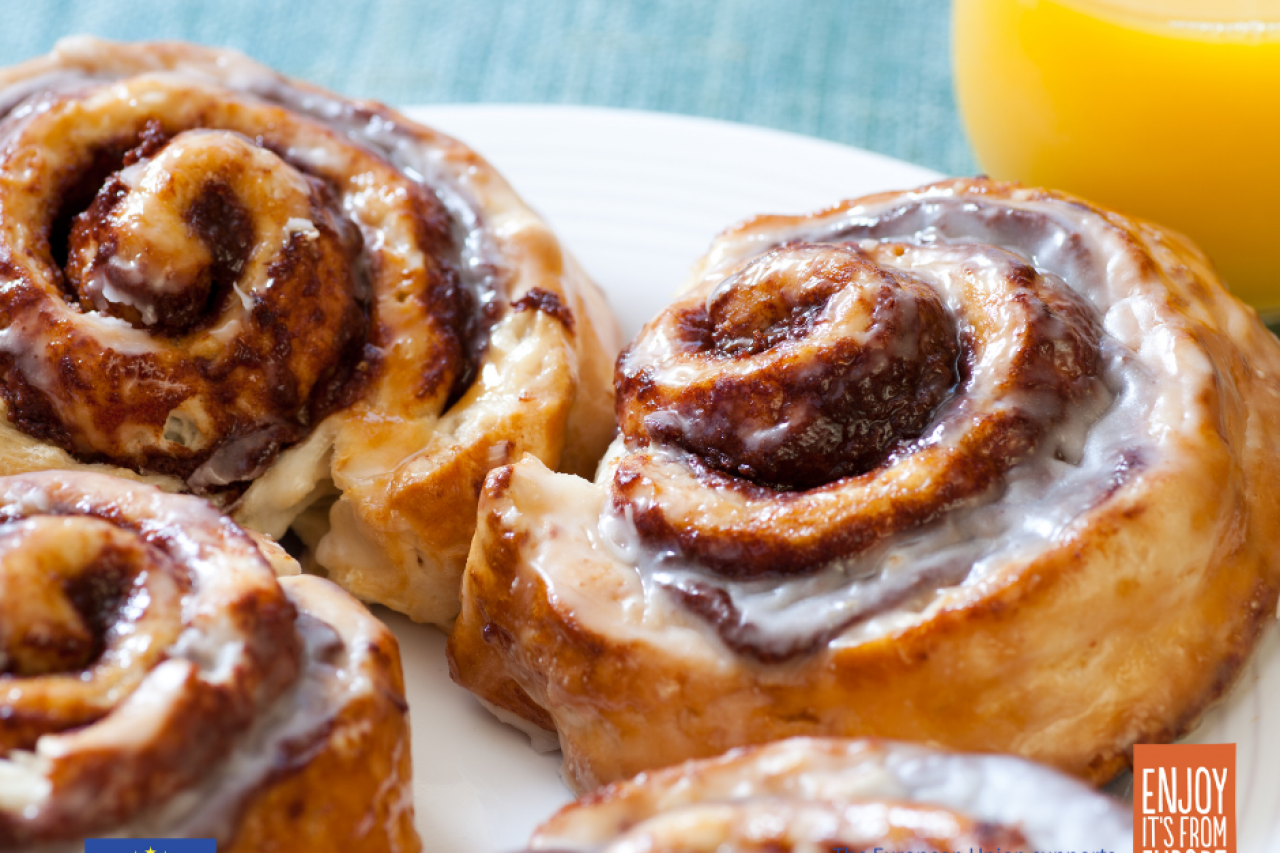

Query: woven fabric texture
left=0, top=0, right=977, bottom=175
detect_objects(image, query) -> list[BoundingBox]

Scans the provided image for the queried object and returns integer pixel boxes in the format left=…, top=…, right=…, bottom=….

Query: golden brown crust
left=616, top=244, right=964, bottom=492
left=228, top=576, right=420, bottom=853
left=449, top=178, right=1280, bottom=791
left=0, top=472, right=419, bottom=850
left=612, top=240, right=1104, bottom=579
left=0, top=37, right=620, bottom=626
left=526, top=738, right=1131, bottom=852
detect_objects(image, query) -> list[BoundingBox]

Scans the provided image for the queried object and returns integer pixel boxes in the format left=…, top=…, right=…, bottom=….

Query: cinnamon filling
left=0, top=516, right=190, bottom=753
left=619, top=244, right=960, bottom=490
left=7, top=547, right=134, bottom=678
left=613, top=240, right=1103, bottom=585
left=0, top=94, right=494, bottom=496
left=0, top=472, right=305, bottom=845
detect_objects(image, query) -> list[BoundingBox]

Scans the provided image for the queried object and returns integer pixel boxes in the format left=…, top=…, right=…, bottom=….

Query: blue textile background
left=0, top=0, right=978, bottom=175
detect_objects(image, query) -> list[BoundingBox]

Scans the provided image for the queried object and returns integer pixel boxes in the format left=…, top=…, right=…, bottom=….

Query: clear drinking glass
left=954, top=0, right=1280, bottom=316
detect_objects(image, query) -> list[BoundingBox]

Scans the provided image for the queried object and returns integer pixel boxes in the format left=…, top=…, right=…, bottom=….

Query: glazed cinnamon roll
left=0, top=37, right=619, bottom=625
left=0, top=469, right=417, bottom=850
left=525, top=738, right=1132, bottom=853
left=449, top=178, right=1280, bottom=790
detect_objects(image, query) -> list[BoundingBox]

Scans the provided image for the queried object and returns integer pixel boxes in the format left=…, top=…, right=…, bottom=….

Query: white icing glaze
left=525, top=188, right=1200, bottom=659
left=531, top=738, right=1133, bottom=852
left=676, top=196, right=1169, bottom=649
left=0, top=41, right=505, bottom=487
left=105, top=601, right=374, bottom=843
left=0, top=471, right=290, bottom=844
left=0, top=37, right=625, bottom=630
left=0, top=494, right=394, bottom=850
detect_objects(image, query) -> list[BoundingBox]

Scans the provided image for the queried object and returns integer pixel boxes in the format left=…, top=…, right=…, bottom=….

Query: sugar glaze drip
left=603, top=190, right=1164, bottom=661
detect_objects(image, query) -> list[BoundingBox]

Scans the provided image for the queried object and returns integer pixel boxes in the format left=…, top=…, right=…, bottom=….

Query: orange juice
left=954, top=0, right=1280, bottom=313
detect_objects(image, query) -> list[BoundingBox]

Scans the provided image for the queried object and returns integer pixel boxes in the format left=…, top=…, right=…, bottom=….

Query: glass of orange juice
left=954, top=0, right=1280, bottom=316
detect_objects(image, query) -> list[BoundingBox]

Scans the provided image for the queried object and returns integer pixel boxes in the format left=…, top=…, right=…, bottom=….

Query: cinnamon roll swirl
left=525, top=738, right=1132, bottom=853
left=449, top=178, right=1280, bottom=790
left=0, top=469, right=417, bottom=851
left=0, top=37, right=619, bottom=625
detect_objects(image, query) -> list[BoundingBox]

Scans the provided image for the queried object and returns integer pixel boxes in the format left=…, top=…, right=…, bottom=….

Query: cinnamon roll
left=0, top=469, right=417, bottom=850
left=449, top=178, right=1280, bottom=790
left=0, top=37, right=619, bottom=625
left=525, top=738, right=1132, bottom=853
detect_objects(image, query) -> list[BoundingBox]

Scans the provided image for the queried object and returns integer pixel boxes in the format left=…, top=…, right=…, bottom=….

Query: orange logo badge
left=1134, top=743, right=1235, bottom=853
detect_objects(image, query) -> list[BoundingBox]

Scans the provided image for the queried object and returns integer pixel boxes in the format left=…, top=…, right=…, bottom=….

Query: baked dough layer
left=0, top=470, right=418, bottom=850
left=0, top=37, right=619, bottom=626
left=527, top=738, right=1131, bottom=852
left=450, top=179, right=1280, bottom=790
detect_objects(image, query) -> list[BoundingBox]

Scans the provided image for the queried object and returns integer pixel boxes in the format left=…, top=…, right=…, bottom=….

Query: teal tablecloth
left=2, top=0, right=977, bottom=176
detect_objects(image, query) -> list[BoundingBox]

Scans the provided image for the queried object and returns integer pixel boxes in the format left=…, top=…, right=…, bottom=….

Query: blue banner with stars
left=85, top=841, right=215, bottom=853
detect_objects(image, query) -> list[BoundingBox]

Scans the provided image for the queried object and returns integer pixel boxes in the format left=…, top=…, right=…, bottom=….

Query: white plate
left=378, top=104, right=1279, bottom=852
